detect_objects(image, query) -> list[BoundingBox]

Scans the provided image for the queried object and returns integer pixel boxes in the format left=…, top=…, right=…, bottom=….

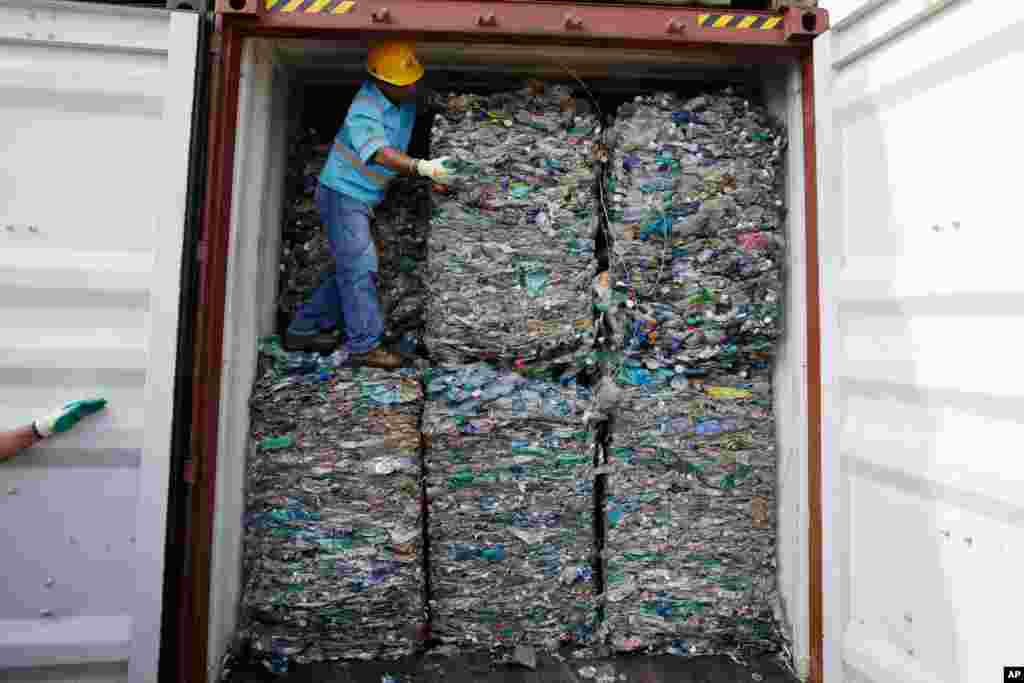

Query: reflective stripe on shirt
left=334, top=141, right=390, bottom=189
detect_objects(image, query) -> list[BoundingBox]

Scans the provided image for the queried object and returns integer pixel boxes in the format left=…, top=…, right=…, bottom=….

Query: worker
left=0, top=399, right=108, bottom=461
left=284, top=40, right=452, bottom=368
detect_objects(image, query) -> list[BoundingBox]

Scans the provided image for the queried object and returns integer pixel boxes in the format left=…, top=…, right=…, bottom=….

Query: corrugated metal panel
left=0, top=2, right=198, bottom=681
left=815, top=1, right=1024, bottom=681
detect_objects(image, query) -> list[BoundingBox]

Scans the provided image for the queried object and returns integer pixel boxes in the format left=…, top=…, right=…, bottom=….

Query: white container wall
left=816, top=1, right=1024, bottom=681
left=0, top=2, right=198, bottom=682
left=209, top=40, right=813, bottom=681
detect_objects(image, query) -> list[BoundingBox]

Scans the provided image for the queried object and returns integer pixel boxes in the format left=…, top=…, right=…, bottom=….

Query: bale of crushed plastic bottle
left=240, top=339, right=425, bottom=669
left=604, top=90, right=785, bottom=371
left=599, top=89, right=786, bottom=658
left=422, top=363, right=598, bottom=651
left=600, top=358, right=781, bottom=658
left=424, top=84, right=601, bottom=366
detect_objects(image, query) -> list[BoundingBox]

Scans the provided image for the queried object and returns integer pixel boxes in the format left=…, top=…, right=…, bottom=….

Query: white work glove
left=416, top=157, right=452, bottom=184
left=34, top=398, right=107, bottom=438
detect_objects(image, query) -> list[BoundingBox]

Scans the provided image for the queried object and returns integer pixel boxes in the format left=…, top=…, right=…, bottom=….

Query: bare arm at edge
left=372, top=147, right=419, bottom=176
left=0, top=425, right=39, bottom=461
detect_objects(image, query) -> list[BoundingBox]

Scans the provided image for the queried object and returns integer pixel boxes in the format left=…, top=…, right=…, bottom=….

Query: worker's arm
left=347, top=104, right=452, bottom=183
left=372, top=147, right=419, bottom=176
left=0, top=399, right=107, bottom=463
left=371, top=148, right=450, bottom=183
left=0, top=425, right=40, bottom=461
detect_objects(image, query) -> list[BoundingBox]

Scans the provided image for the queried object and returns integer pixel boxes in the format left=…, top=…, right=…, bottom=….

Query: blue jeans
left=288, top=184, right=382, bottom=354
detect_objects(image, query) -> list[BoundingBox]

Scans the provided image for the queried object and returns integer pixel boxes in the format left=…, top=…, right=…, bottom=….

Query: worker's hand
left=34, top=398, right=108, bottom=438
left=416, top=157, right=452, bottom=184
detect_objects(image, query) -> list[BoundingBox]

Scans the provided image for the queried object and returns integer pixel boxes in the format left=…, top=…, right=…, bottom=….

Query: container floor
left=224, top=653, right=798, bottom=682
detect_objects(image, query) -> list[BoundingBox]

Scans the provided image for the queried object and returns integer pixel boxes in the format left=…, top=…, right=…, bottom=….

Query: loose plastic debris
left=240, top=339, right=425, bottom=665
left=513, top=644, right=538, bottom=670
left=604, top=90, right=785, bottom=372
left=278, top=131, right=333, bottom=321
left=425, top=84, right=601, bottom=366
left=374, top=177, right=433, bottom=341
left=423, top=363, right=598, bottom=651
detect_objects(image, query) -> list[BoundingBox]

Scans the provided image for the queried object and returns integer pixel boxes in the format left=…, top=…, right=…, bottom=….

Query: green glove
left=34, top=398, right=108, bottom=438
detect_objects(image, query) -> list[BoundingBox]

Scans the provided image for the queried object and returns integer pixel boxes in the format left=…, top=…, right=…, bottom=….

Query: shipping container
left=1, top=1, right=1020, bottom=682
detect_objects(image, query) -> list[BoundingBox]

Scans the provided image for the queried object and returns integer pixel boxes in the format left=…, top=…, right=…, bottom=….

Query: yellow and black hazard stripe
left=265, top=0, right=355, bottom=14
left=697, top=14, right=783, bottom=30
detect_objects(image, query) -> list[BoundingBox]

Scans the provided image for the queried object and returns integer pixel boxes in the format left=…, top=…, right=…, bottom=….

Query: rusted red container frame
left=187, top=21, right=242, bottom=683
left=802, top=53, right=823, bottom=683
left=219, top=0, right=827, bottom=46
left=184, top=9, right=826, bottom=683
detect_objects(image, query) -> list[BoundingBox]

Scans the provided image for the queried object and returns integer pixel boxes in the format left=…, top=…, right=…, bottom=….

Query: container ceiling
left=272, top=39, right=772, bottom=85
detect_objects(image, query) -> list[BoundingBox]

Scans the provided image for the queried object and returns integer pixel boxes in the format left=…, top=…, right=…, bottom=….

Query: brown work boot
left=352, top=347, right=403, bottom=370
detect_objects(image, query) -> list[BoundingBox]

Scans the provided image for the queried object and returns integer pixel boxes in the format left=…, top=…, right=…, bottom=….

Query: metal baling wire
left=597, top=101, right=671, bottom=306
left=558, top=67, right=682, bottom=381
left=548, top=69, right=674, bottom=638
left=614, top=102, right=675, bottom=305
left=552, top=62, right=640, bottom=381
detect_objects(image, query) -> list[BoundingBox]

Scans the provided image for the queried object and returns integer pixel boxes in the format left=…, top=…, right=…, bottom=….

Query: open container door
left=815, top=1, right=1024, bottom=681
left=0, top=2, right=201, bottom=682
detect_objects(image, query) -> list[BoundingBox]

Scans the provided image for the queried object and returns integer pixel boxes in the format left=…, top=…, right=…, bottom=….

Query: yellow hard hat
left=367, top=40, right=424, bottom=87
